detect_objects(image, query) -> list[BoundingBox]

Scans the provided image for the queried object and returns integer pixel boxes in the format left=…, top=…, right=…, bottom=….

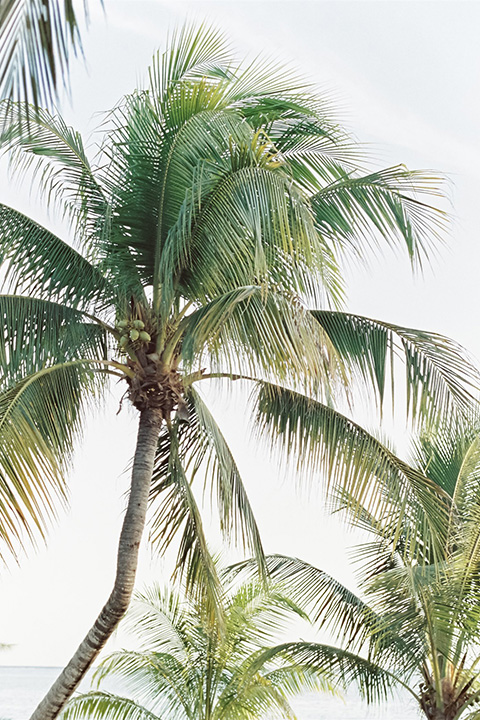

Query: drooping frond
left=0, top=295, right=108, bottom=388
left=0, top=360, right=107, bottom=560
left=148, top=420, right=223, bottom=626
left=0, top=203, right=111, bottom=310
left=181, top=287, right=342, bottom=392
left=61, top=692, right=160, bottom=720
left=0, top=104, right=107, bottom=241
left=185, top=388, right=266, bottom=575
left=225, top=554, right=377, bottom=648
left=312, top=310, right=479, bottom=424
left=0, top=0, right=87, bottom=109
left=252, top=642, right=407, bottom=705
left=311, top=166, right=447, bottom=269
left=254, top=383, right=450, bottom=560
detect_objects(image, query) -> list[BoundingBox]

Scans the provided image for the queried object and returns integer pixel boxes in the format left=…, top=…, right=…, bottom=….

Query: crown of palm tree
left=0, top=23, right=478, bottom=720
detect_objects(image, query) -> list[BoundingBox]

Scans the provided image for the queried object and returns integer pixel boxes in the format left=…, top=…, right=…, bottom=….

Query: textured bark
left=30, top=407, right=163, bottom=720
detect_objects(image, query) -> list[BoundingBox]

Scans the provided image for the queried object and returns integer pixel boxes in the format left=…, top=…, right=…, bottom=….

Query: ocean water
left=0, top=666, right=420, bottom=719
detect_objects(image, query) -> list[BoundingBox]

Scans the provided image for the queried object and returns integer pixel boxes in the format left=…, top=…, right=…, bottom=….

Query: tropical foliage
left=0, top=22, right=477, bottom=719
left=0, top=0, right=93, bottom=109
left=61, top=579, right=337, bottom=720
left=231, top=422, right=480, bottom=720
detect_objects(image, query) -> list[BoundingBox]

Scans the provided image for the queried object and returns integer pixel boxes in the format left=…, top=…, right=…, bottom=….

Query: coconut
left=129, top=329, right=140, bottom=341
left=139, top=331, right=151, bottom=343
left=133, top=319, right=145, bottom=330
left=116, top=319, right=128, bottom=329
left=119, top=335, right=129, bottom=348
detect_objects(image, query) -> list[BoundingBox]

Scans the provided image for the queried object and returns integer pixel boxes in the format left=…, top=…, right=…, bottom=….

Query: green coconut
left=119, top=335, right=129, bottom=348
left=139, top=331, right=151, bottom=343
left=116, top=319, right=128, bottom=329
left=129, top=329, right=140, bottom=341
left=133, top=319, right=145, bottom=330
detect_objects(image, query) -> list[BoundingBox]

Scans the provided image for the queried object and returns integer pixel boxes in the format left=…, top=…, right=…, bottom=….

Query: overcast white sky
left=1, top=0, right=480, bottom=669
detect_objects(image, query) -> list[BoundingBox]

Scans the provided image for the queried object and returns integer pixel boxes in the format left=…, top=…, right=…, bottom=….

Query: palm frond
left=0, top=295, right=108, bottom=388
left=254, top=383, right=450, bottom=560
left=148, top=420, right=223, bottom=627
left=312, top=310, right=480, bottom=423
left=0, top=105, right=107, bottom=242
left=311, top=165, right=447, bottom=268
left=92, top=650, right=194, bottom=719
left=0, top=359, right=106, bottom=560
left=149, top=22, right=235, bottom=109
left=0, top=0, right=88, bottom=110
left=123, top=585, right=189, bottom=659
left=181, top=287, right=342, bottom=393
left=0, top=203, right=111, bottom=310
left=62, top=692, right=160, bottom=720
left=251, top=642, right=403, bottom=704
left=161, top=147, right=343, bottom=308
left=186, top=388, right=266, bottom=575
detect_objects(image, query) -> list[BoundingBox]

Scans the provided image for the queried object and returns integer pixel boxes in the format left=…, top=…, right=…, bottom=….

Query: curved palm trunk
left=30, top=407, right=163, bottom=720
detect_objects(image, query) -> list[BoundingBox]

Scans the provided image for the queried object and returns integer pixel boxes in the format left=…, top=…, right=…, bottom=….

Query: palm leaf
left=311, top=166, right=447, bottom=268
left=254, top=383, right=450, bottom=560
left=61, top=692, right=160, bottom=720
left=0, top=203, right=112, bottom=310
left=181, top=287, right=341, bottom=392
left=0, top=0, right=87, bottom=109
left=252, top=641, right=408, bottom=704
left=0, top=359, right=106, bottom=560
left=312, top=310, right=480, bottom=423
left=186, top=388, right=266, bottom=575
left=0, top=295, right=108, bottom=388
left=0, top=104, right=107, bottom=241
left=148, top=420, right=223, bottom=627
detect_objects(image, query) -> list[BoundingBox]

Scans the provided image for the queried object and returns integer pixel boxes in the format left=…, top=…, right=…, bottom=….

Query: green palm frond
left=253, top=642, right=407, bottom=704
left=123, top=585, right=190, bottom=659
left=181, top=287, right=341, bottom=391
left=162, top=150, right=342, bottom=308
left=0, top=295, right=108, bottom=388
left=0, top=105, right=107, bottom=239
left=0, top=359, right=107, bottom=559
left=226, top=554, right=378, bottom=648
left=254, top=383, right=450, bottom=559
left=0, top=0, right=88, bottom=109
left=312, top=311, right=479, bottom=423
left=0, top=204, right=111, bottom=310
left=92, top=650, right=194, bottom=719
left=61, top=692, right=160, bottom=720
left=186, top=388, right=266, bottom=574
left=312, top=166, right=447, bottom=268
left=148, top=420, right=223, bottom=626
left=148, top=22, right=235, bottom=107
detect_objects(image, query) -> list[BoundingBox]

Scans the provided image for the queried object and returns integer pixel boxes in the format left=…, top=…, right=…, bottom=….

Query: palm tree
left=0, top=0, right=93, bottom=109
left=229, top=424, right=480, bottom=720
left=0, top=22, right=477, bottom=720
left=61, top=579, right=338, bottom=720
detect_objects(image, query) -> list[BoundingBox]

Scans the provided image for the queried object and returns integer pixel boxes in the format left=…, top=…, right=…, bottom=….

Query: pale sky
left=1, top=0, right=480, bottom=669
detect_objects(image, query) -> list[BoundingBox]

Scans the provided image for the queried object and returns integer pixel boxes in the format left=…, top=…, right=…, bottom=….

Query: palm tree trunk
left=30, top=407, right=163, bottom=720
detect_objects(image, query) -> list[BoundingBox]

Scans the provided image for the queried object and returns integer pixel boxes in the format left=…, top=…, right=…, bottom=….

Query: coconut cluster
left=116, top=319, right=152, bottom=350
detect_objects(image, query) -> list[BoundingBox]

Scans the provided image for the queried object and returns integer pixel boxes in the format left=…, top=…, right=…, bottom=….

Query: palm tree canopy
left=0, top=23, right=477, bottom=595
